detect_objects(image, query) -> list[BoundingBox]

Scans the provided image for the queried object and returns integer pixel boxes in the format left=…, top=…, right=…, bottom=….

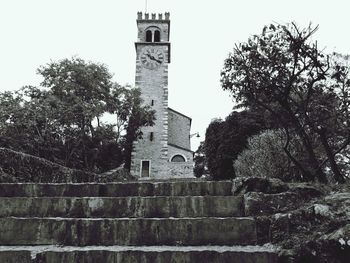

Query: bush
left=234, top=130, right=302, bottom=181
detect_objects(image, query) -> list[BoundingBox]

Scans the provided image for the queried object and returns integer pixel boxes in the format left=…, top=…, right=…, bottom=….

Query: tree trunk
left=282, top=127, right=313, bottom=181
left=318, top=128, right=345, bottom=183
left=284, top=106, right=327, bottom=182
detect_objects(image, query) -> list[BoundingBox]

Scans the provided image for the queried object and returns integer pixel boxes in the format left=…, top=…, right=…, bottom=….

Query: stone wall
left=168, top=144, right=194, bottom=178
left=168, top=108, right=191, bottom=151
left=130, top=12, right=194, bottom=179
left=136, top=14, right=170, bottom=43
left=130, top=44, right=170, bottom=179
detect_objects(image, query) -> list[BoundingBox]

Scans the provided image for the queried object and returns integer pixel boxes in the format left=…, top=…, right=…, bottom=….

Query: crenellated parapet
left=136, top=11, right=171, bottom=44
left=137, top=12, right=170, bottom=21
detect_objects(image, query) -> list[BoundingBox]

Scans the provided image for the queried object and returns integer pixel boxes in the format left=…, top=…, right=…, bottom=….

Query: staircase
left=0, top=180, right=279, bottom=262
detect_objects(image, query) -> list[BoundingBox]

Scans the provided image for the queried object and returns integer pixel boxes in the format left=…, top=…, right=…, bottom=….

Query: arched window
left=171, top=155, right=186, bottom=162
left=154, top=30, right=160, bottom=42
left=146, top=30, right=152, bottom=42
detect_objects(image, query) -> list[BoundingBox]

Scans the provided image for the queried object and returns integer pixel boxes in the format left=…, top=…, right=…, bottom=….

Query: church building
left=130, top=12, right=194, bottom=179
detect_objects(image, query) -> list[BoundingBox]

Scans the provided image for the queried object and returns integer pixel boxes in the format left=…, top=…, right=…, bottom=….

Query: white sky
left=1, top=0, right=350, bottom=150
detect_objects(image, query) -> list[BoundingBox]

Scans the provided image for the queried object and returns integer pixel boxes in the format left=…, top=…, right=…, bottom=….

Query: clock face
left=140, top=47, right=165, bottom=69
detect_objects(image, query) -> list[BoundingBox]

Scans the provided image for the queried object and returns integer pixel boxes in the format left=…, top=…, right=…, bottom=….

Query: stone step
left=0, top=196, right=244, bottom=218
left=0, top=181, right=233, bottom=197
left=0, top=217, right=257, bottom=246
left=0, top=245, right=279, bottom=263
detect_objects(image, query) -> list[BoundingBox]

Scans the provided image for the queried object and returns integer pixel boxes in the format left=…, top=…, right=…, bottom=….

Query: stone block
left=255, top=216, right=271, bottom=245
left=0, top=217, right=257, bottom=246
left=244, top=192, right=300, bottom=216
left=0, top=181, right=234, bottom=197
left=38, top=250, right=278, bottom=263
left=0, top=196, right=244, bottom=218
left=270, top=213, right=290, bottom=243
left=0, top=246, right=279, bottom=263
left=232, top=177, right=289, bottom=195
left=0, top=251, right=32, bottom=263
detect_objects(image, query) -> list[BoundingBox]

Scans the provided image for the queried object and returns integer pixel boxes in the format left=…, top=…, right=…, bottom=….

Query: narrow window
left=141, top=161, right=150, bottom=177
left=146, top=30, right=152, bottom=42
left=154, top=30, right=160, bottom=42
left=150, top=132, right=154, bottom=141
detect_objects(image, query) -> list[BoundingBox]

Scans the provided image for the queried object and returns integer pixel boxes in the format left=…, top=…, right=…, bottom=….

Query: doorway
left=141, top=160, right=151, bottom=177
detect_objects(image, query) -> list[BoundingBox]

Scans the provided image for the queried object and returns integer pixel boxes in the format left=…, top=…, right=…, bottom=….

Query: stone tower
left=131, top=12, right=194, bottom=179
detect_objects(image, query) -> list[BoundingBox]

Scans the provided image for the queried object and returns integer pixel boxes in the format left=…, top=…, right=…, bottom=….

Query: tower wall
left=130, top=13, right=171, bottom=179
left=136, top=12, right=170, bottom=43
left=168, top=108, right=192, bottom=150
left=130, top=12, right=194, bottom=179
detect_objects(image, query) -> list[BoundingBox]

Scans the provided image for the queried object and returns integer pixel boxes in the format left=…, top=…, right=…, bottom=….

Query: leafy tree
left=0, top=57, right=154, bottom=173
left=327, top=53, right=350, bottom=179
left=221, top=23, right=350, bottom=183
left=204, top=110, right=267, bottom=180
left=37, top=57, right=115, bottom=168
left=0, top=86, right=62, bottom=158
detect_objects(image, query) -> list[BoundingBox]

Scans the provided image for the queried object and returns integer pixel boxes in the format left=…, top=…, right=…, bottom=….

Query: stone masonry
left=0, top=180, right=280, bottom=262
left=130, top=12, right=194, bottom=179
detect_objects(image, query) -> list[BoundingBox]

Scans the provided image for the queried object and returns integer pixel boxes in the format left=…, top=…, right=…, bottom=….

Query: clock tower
left=131, top=12, right=194, bottom=179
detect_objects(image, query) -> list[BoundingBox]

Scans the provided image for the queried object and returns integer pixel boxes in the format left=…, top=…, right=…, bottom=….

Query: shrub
left=234, top=129, right=302, bottom=181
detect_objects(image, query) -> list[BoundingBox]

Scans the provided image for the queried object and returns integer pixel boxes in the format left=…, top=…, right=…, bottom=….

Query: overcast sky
left=1, top=0, right=350, bottom=150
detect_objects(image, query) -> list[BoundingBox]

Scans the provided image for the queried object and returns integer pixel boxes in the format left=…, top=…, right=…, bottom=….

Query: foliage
left=221, top=23, right=350, bottom=183
left=193, top=142, right=207, bottom=178
left=204, top=110, right=267, bottom=180
left=0, top=166, right=15, bottom=183
left=0, top=57, right=154, bottom=173
left=122, top=88, right=155, bottom=170
left=234, top=129, right=305, bottom=181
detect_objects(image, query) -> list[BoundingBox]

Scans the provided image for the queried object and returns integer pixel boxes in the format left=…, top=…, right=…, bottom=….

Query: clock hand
left=154, top=58, right=162, bottom=64
left=146, top=54, right=155, bottom=60
left=146, top=54, right=162, bottom=64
